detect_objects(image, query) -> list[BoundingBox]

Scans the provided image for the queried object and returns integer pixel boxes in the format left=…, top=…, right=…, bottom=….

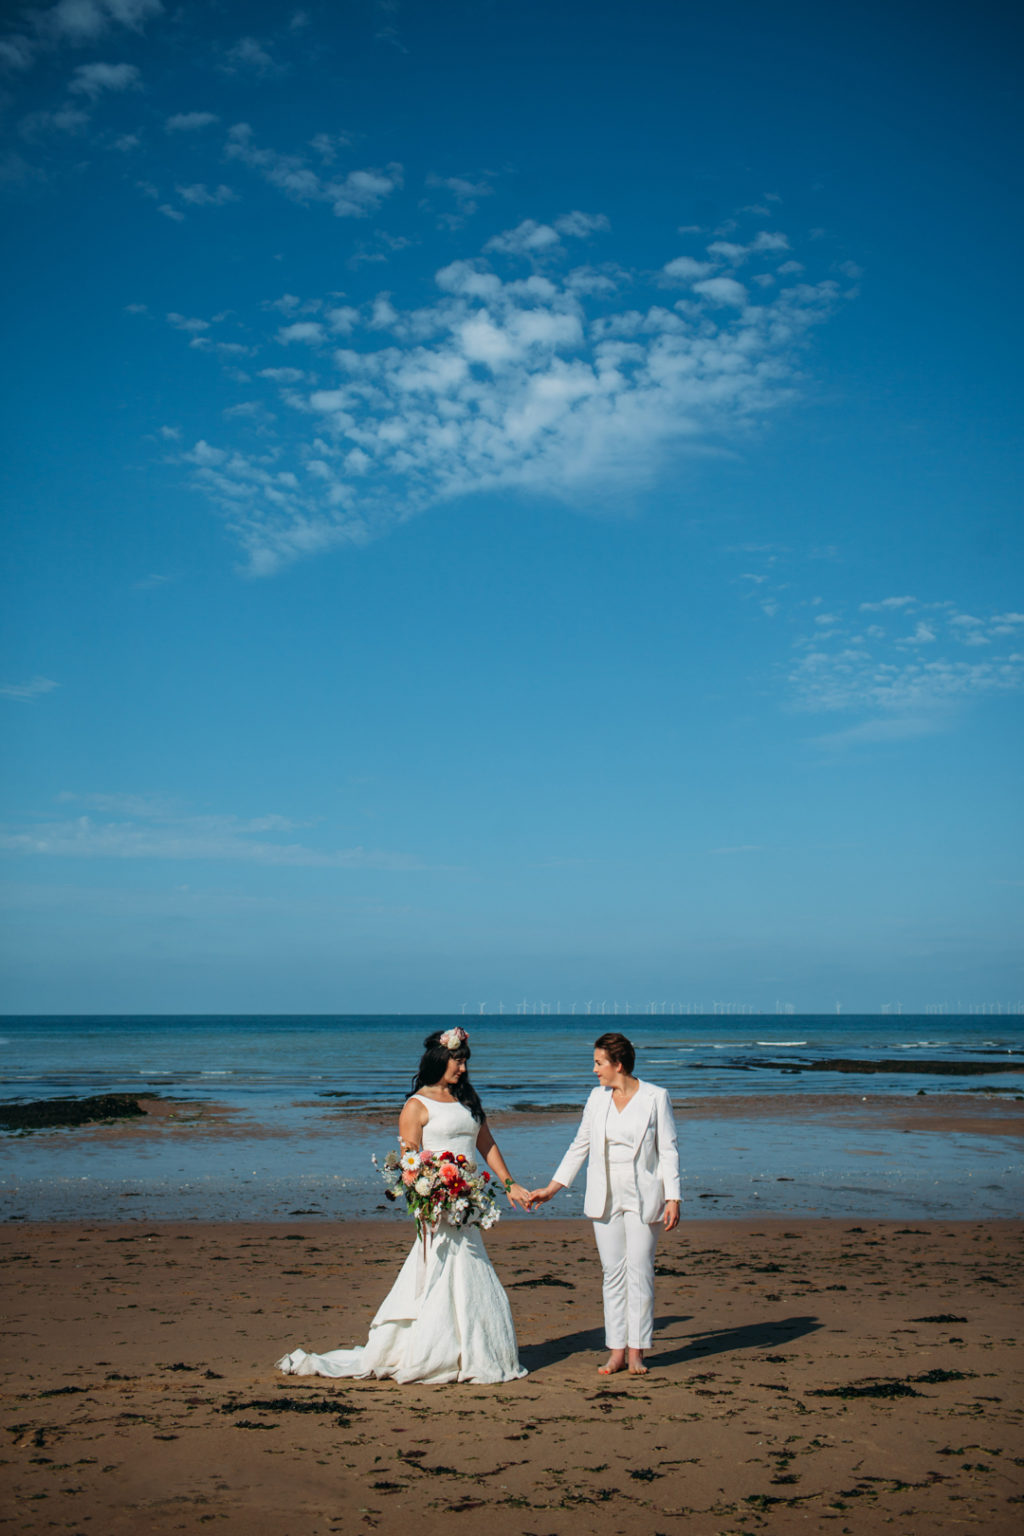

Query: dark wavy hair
left=411, top=1030, right=486, bottom=1123
left=594, top=1031, right=636, bottom=1074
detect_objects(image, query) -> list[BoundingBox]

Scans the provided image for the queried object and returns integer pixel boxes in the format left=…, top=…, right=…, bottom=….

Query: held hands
left=525, top=1182, right=560, bottom=1209
left=504, top=1181, right=534, bottom=1212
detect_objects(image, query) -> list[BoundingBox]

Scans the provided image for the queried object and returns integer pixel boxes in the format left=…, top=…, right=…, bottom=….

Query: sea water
left=1, top=1015, right=1021, bottom=1223
left=2, top=1012, right=1021, bottom=1107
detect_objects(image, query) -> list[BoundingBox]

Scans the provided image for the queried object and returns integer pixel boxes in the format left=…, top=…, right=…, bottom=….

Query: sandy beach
left=2, top=1216, right=1021, bottom=1534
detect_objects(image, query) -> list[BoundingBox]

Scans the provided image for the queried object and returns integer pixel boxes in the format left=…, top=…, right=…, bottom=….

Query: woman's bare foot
left=628, top=1348, right=648, bottom=1374
left=598, top=1349, right=627, bottom=1374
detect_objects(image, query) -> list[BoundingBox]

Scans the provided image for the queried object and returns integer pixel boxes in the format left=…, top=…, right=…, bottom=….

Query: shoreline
left=2, top=1086, right=1022, bottom=1136
left=3, top=1091, right=1021, bottom=1225
left=2, top=1217, right=1021, bottom=1534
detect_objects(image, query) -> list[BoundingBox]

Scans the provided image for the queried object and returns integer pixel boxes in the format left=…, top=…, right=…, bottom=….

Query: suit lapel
left=633, top=1081, right=656, bottom=1141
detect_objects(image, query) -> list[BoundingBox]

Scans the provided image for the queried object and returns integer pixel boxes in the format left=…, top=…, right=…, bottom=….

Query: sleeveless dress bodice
left=276, top=1094, right=526, bottom=1384
left=414, top=1093, right=480, bottom=1161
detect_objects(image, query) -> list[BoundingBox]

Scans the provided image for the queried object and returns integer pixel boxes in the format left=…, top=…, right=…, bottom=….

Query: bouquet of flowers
left=373, top=1147, right=500, bottom=1245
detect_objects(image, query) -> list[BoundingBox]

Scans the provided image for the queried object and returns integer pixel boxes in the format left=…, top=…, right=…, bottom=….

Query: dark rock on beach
left=0, top=1093, right=148, bottom=1132
left=806, top=1057, right=1022, bottom=1075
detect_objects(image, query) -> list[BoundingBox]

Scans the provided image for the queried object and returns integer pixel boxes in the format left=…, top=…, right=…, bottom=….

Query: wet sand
left=1, top=1218, right=1021, bottom=1534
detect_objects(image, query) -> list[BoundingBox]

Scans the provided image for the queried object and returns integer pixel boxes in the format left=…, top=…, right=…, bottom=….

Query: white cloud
left=165, top=111, right=219, bottom=132
left=1, top=1, right=160, bottom=75
left=812, top=715, right=948, bottom=750
left=786, top=597, right=1024, bottom=736
left=22, top=0, right=162, bottom=54
left=259, top=366, right=305, bottom=383
left=752, top=231, right=789, bottom=252
left=661, top=255, right=713, bottom=283
left=0, top=801, right=421, bottom=869
left=327, top=305, right=359, bottom=333
left=0, top=676, right=59, bottom=702
left=176, top=182, right=238, bottom=207
left=19, top=103, right=91, bottom=136
left=706, top=240, right=746, bottom=263
left=309, top=131, right=353, bottom=162
left=0, top=36, right=35, bottom=70
left=277, top=321, right=325, bottom=345
left=484, top=212, right=607, bottom=260
left=222, top=36, right=281, bottom=75
left=171, top=221, right=843, bottom=574
left=692, top=276, right=748, bottom=307
left=158, top=203, right=184, bottom=221
left=167, top=312, right=209, bottom=332
left=553, top=210, right=610, bottom=239
left=859, top=595, right=917, bottom=611
left=68, top=60, right=141, bottom=97
left=225, top=123, right=402, bottom=218
left=427, top=172, right=493, bottom=226
left=484, top=218, right=560, bottom=257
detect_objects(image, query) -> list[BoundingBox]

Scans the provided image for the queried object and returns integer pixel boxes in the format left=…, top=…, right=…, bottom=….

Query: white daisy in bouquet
left=373, top=1146, right=500, bottom=1243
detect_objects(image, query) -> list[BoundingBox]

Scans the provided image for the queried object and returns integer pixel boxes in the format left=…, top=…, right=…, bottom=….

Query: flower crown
left=439, top=1026, right=468, bottom=1051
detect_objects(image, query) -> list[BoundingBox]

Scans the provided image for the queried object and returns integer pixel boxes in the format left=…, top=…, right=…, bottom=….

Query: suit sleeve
left=656, top=1088, right=681, bottom=1201
left=551, top=1090, right=597, bottom=1189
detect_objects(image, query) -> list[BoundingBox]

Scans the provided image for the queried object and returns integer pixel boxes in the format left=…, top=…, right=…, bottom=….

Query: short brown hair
left=593, top=1031, right=635, bottom=1074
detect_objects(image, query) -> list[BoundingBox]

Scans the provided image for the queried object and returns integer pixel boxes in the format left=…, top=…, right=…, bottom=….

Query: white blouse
left=605, top=1091, right=645, bottom=1161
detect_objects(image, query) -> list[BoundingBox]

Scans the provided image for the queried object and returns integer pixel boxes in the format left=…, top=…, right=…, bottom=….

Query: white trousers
left=592, top=1160, right=659, bottom=1349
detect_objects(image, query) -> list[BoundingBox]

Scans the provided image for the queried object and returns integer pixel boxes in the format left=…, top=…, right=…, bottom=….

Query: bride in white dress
left=276, top=1027, right=531, bottom=1384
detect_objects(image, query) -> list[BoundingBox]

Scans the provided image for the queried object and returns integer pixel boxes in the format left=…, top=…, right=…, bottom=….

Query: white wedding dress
left=275, top=1095, right=526, bottom=1384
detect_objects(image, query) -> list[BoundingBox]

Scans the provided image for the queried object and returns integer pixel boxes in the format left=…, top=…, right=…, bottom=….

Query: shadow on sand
left=520, top=1313, right=822, bottom=1371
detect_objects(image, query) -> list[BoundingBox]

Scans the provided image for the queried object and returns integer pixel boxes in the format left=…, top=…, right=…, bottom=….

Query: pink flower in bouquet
left=402, top=1169, right=417, bottom=1185
left=440, top=1163, right=460, bottom=1186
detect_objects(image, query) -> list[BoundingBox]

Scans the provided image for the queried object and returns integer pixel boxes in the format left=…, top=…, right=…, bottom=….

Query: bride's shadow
left=520, top=1313, right=821, bottom=1372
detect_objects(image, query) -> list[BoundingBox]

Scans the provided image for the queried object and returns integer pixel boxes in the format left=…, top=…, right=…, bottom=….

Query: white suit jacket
left=552, top=1081, right=681, bottom=1222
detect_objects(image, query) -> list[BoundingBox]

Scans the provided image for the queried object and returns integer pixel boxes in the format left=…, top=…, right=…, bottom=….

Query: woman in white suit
left=529, top=1032, right=680, bottom=1375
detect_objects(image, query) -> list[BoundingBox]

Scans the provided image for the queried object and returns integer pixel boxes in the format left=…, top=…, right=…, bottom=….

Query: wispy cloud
left=167, top=216, right=844, bottom=574
left=165, top=111, right=219, bottom=132
left=225, top=123, right=402, bottom=218
left=68, top=60, right=141, bottom=98
left=484, top=211, right=609, bottom=260
left=786, top=599, right=1023, bottom=739
left=2, top=794, right=423, bottom=869
left=0, top=675, right=59, bottom=702
left=1, top=0, right=162, bottom=75
left=175, top=182, right=238, bottom=207
left=221, top=35, right=284, bottom=77
left=426, top=171, right=494, bottom=228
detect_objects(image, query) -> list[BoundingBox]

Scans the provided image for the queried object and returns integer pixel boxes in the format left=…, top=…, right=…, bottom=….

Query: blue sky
left=1, top=0, right=1021, bottom=1014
